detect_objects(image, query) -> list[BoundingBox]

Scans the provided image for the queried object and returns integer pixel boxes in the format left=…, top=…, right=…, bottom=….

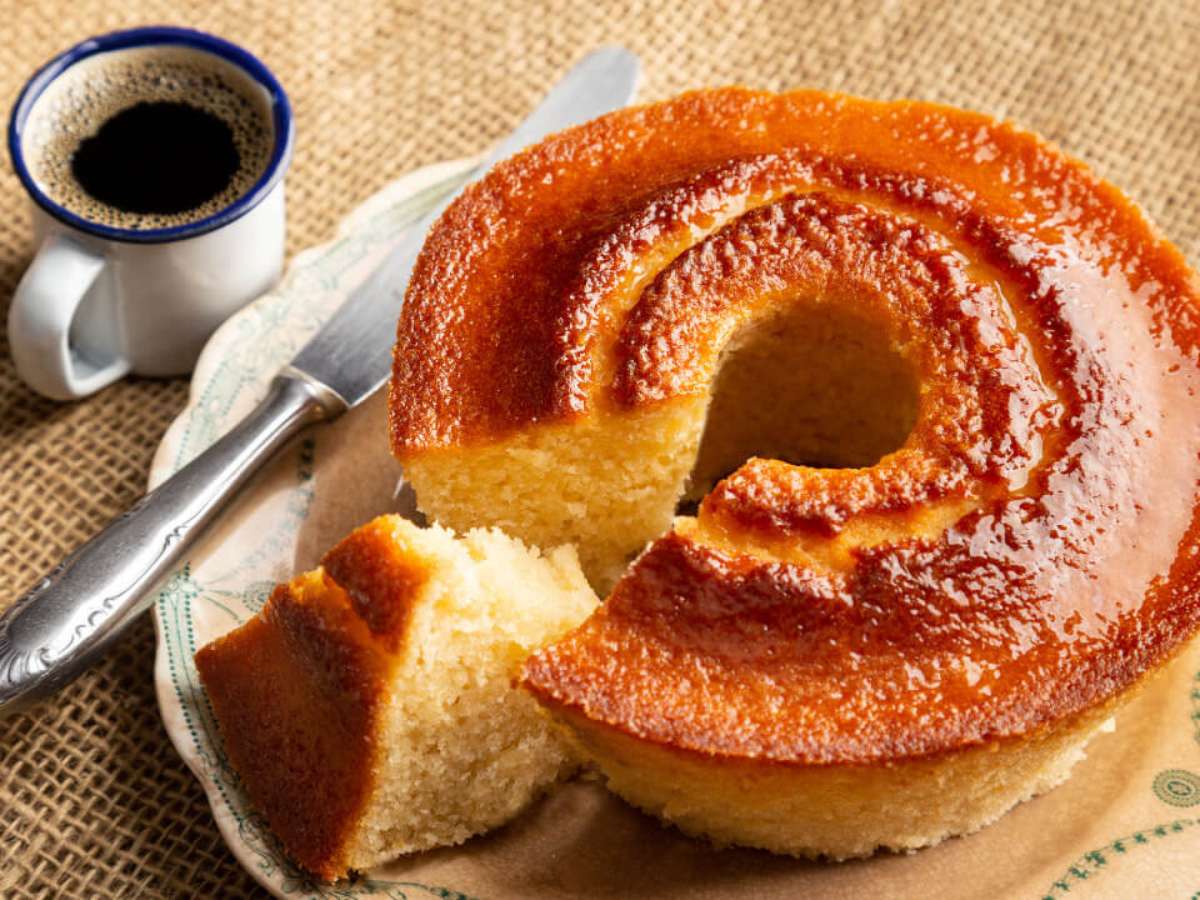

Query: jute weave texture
left=1, top=1, right=1197, bottom=896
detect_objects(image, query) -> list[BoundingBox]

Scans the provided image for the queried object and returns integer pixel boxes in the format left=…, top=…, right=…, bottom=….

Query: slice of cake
left=194, top=515, right=598, bottom=881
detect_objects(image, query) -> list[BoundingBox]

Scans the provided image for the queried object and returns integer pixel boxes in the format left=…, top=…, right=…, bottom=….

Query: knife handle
left=0, top=372, right=346, bottom=719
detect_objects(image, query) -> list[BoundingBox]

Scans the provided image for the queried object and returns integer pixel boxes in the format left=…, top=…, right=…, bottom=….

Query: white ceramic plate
left=154, top=162, right=1200, bottom=900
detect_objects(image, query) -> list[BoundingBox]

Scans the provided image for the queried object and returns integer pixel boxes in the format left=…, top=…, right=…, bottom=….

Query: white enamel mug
left=7, top=27, right=294, bottom=400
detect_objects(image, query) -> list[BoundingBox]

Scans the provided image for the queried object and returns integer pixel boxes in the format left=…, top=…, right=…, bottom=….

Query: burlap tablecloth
left=1, top=1, right=1198, bottom=896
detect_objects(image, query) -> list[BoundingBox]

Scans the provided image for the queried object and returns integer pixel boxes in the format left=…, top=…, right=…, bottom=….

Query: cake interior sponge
left=194, top=515, right=598, bottom=881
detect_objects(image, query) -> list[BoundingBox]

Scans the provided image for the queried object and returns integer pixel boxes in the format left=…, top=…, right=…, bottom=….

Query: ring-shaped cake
left=387, top=88, right=1200, bottom=857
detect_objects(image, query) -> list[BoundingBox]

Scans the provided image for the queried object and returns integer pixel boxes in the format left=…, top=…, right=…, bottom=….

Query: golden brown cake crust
left=522, top=528, right=1200, bottom=765
left=388, top=88, right=1200, bottom=765
left=194, top=521, right=431, bottom=880
left=321, top=518, right=429, bottom=650
left=194, top=577, right=385, bottom=881
left=389, top=87, right=1200, bottom=452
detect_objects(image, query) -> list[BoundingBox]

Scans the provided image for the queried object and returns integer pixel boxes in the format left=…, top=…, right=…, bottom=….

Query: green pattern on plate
left=1153, top=769, right=1200, bottom=808
left=1041, top=653, right=1200, bottom=897
left=1042, top=818, right=1200, bottom=898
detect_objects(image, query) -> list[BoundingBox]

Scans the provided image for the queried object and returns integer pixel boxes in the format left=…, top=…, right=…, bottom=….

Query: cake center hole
left=681, top=303, right=920, bottom=509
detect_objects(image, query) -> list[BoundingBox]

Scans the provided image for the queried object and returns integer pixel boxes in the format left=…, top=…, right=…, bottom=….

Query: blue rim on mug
left=7, top=26, right=294, bottom=245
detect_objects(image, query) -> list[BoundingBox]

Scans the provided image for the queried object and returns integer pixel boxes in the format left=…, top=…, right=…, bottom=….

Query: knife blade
left=0, top=47, right=641, bottom=719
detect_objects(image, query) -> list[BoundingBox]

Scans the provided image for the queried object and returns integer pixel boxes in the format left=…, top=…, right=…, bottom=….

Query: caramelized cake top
left=391, top=88, right=1200, bottom=763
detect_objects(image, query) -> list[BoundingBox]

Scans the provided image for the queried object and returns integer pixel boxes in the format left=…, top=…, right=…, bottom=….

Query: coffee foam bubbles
left=23, top=46, right=275, bottom=230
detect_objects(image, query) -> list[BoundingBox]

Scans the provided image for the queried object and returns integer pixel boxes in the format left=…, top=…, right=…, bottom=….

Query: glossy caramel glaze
left=194, top=519, right=430, bottom=878
left=392, top=88, right=1200, bottom=764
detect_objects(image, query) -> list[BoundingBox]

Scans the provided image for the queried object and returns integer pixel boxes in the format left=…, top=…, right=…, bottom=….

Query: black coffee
left=71, top=101, right=241, bottom=216
left=23, top=47, right=273, bottom=230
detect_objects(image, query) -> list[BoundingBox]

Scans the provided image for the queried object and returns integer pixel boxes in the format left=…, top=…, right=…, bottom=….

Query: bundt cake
left=194, top=516, right=598, bottom=880
left=389, top=89, right=1200, bottom=856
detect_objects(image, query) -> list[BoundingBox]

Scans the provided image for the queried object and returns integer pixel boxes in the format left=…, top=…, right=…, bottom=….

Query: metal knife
left=0, top=47, right=641, bottom=719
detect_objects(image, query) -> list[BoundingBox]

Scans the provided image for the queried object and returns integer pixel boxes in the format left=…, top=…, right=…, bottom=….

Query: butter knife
left=0, top=47, right=641, bottom=718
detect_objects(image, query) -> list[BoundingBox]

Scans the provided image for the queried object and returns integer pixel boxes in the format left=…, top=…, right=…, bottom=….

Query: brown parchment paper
left=2, top=0, right=1200, bottom=897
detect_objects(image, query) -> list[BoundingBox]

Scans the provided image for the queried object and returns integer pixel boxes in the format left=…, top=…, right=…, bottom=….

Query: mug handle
left=8, top=233, right=131, bottom=400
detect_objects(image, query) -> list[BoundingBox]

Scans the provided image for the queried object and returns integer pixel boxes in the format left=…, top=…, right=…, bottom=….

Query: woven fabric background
left=0, top=0, right=1197, bottom=896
